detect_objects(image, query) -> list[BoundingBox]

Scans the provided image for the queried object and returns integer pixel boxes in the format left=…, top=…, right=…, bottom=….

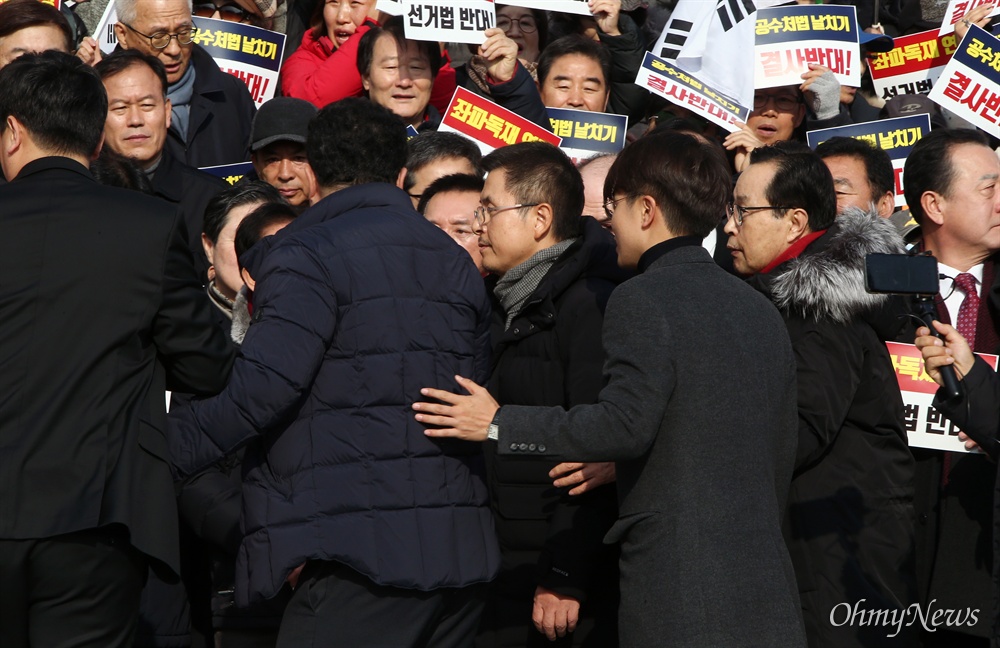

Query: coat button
left=519, top=443, right=528, bottom=451
left=538, top=444, right=546, bottom=452
left=510, top=443, right=518, bottom=451
left=513, top=328, right=520, bottom=334
left=528, top=443, right=536, bottom=451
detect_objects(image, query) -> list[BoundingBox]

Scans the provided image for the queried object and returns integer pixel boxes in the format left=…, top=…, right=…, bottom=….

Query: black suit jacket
left=0, top=157, right=235, bottom=576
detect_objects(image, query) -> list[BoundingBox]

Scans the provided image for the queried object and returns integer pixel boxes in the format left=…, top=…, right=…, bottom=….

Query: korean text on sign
left=546, top=107, right=627, bottom=165
left=634, top=51, right=750, bottom=133
left=754, top=4, right=861, bottom=89
left=403, top=0, right=495, bottom=45
left=868, top=30, right=958, bottom=101
left=939, top=0, right=1000, bottom=35
left=191, top=17, right=286, bottom=107
left=439, top=86, right=561, bottom=155
left=886, top=342, right=998, bottom=452
left=806, top=114, right=932, bottom=207
left=928, top=24, right=1000, bottom=136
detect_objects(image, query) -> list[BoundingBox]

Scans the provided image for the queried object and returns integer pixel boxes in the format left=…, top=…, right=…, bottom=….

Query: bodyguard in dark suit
left=0, top=52, right=234, bottom=648
left=415, top=131, right=807, bottom=647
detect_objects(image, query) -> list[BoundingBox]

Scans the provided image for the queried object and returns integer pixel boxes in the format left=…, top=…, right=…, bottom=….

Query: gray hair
left=116, top=0, right=193, bottom=26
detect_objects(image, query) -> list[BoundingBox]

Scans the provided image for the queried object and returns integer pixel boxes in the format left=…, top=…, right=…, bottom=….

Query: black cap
left=250, top=97, right=318, bottom=151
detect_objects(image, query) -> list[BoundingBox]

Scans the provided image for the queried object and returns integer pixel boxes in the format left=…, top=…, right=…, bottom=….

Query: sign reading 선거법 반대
left=927, top=24, right=1000, bottom=136
left=805, top=114, right=932, bottom=208
left=886, top=342, right=998, bottom=453
left=634, top=51, right=751, bottom=133
left=402, top=0, right=495, bottom=45
left=439, top=86, right=560, bottom=155
left=546, top=108, right=626, bottom=165
left=867, top=29, right=958, bottom=102
left=754, top=4, right=861, bottom=89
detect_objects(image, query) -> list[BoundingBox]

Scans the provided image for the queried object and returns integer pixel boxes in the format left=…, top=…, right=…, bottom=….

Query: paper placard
left=754, top=4, right=861, bottom=89
left=927, top=24, right=1000, bottom=136
left=189, top=17, right=285, bottom=107
left=886, top=342, right=998, bottom=453
left=496, top=0, right=590, bottom=16
left=200, top=161, right=255, bottom=185
left=634, top=51, right=751, bottom=133
left=546, top=108, right=626, bottom=165
left=377, top=0, right=404, bottom=16
left=806, top=114, right=932, bottom=207
left=868, top=30, right=958, bottom=101
left=438, top=86, right=560, bottom=154
left=939, top=0, right=1000, bottom=36
left=402, top=0, right=495, bottom=45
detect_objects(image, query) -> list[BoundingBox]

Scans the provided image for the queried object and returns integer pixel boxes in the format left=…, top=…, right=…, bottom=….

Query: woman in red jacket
left=281, top=0, right=380, bottom=107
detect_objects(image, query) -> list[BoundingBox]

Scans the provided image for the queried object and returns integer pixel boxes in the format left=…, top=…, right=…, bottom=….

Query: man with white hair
left=115, top=0, right=256, bottom=167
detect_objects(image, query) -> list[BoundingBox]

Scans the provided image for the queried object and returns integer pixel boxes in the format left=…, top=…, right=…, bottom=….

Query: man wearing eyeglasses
left=115, top=0, right=256, bottom=168
left=725, top=142, right=918, bottom=647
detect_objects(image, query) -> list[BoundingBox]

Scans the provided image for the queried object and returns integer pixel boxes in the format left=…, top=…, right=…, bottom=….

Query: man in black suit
left=0, top=52, right=234, bottom=647
left=413, top=131, right=806, bottom=647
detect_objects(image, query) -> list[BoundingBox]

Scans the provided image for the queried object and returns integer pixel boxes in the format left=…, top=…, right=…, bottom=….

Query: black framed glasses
left=752, top=93, right=802, bottom=112
left=603, top=194, right=638, bottom=222
left=194, top=1, right=253, bottom=22
left=726, top=203, right=791, bottom=227
left=473, top=203, right=539, bottom=227
left=497, top=16, right=538, bottom=33
left=121, top=23, right=196, bottom=49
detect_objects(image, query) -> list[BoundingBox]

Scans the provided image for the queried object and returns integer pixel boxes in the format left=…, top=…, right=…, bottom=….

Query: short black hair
left=605, top=131, right=731, bottom=238
left=903, top=128, right=990, bottom=225
left=95, top=49, right=169, bottom=97
left=0, top=0, right=73, bottom=54
left=816, top=136, right=894, bottom=202
left=537, top=34, right=611, bottom=90
left=577, top=152, right=616, bottom=171
left=404, top=132, right=482, bottom=192
left=91, top=148, right=154, bottom=193
left=0, top=51, right=106, bottom=158
left=748, top=142, right=837, bottom=232
left=418, top=173, right=484, bottom=214
left=356, top=16, right=442, bottom=82
left=308, top=97, right=408, bottom=189
left=202, top=181, right=284, bottom=244
left=481, top=142, right=583, bottom=241
left=234, top=202, right=297, bottom=267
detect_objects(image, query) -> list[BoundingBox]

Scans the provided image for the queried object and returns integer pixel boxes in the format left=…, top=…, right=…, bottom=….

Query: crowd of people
left=3, top=0, right=1000, bottom=647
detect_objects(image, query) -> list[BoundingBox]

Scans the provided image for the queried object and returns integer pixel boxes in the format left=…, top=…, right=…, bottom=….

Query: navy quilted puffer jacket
left=170, top=183, right=500, bottom=606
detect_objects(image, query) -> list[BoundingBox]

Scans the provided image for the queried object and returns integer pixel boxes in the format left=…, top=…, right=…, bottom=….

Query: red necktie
left=943, top=273, right=979, bottom=488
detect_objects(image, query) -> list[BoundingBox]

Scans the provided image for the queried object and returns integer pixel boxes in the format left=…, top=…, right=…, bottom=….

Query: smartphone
left=865, top=253, right=939, bottom=295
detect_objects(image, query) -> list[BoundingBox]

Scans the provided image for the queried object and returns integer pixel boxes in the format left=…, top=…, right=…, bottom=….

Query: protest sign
left=886, top=342, right=997, bottom=453
left=402, top=0, right=495, bottom=45
left=754, top=4, right=861, bottom=89
left=868, top=30, right=958, bottom=101
left=406, top=125, right=420, bottom=139
left=939, top=0, right=1000, bottom=36
left=190, top=17, right=285, bottom=107
left=378, top=0, right=404, bottom=16
left=634, top=51, right=751, bottom=133
left=439, top=86, right=560, bottom=154
left=806, top=114, right=932, bottom=207
left=497, top=0, right=590, bottom=16
left=927, top=24, right=1000, bottom=136
left=199, top=162, right=254, bottom=185
left=546, top=108, right=626, bottom=165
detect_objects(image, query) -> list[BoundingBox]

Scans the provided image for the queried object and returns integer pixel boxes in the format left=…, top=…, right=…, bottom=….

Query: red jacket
left=281, top=25, right=372, bottom=107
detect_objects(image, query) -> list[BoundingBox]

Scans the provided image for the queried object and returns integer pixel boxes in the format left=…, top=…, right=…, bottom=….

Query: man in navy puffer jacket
left=169, top=97, right=500, bottom=648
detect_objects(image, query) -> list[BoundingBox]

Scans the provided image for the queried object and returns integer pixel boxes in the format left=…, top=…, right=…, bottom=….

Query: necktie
left=942, top=272, right=980, bottom=488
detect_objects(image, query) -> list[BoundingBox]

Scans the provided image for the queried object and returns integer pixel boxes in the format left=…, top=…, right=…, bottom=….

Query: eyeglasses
left=603, top=194, right=637, bottom=222
left=726, top=203, right=791, bottom=227
left=752, top=93, right=802, bottom=112
left=121, top=23, right=196, bottom=49
left=473, top=203, right=538, bottom=227
left=194, top=1, right=252, bottom=22
left=497, top=16, right=538, bottom=33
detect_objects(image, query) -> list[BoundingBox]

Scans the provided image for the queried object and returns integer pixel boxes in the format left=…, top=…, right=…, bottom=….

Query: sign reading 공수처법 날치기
left=546, top=107, right=626, bottom=165
left=927, top=24, right=1000, bottom=136
left=754, top=4, right=861, bottom=89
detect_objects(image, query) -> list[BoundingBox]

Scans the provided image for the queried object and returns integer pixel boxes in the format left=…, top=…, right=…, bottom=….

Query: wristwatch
left=487, top=408, right=502, bottom=441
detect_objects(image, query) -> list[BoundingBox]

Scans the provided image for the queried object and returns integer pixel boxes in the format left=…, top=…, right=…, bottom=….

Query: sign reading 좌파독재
left=439, top=86, right=560, bottom=155
left=754, top=4, right=861, bottom=89
left=199, top=162, right=255, bottom=185
left=546, top=108, right=626, bottom=165
left=868, top=30, right=958, bottom=102
left=805, top=114, right=932, bottom=208
left=939, top=0, right=1000, bottom=36
left=634, top=51, right=751, bottom=133
left=886, top=342, right=998, bottom=453
left=403, top=0, right=495, bottom=45
left=190, top=17, right=285, bottom=107
left=928, top=24, right=1000, bottom=136
left=497, top=0, right=590, bottom=16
